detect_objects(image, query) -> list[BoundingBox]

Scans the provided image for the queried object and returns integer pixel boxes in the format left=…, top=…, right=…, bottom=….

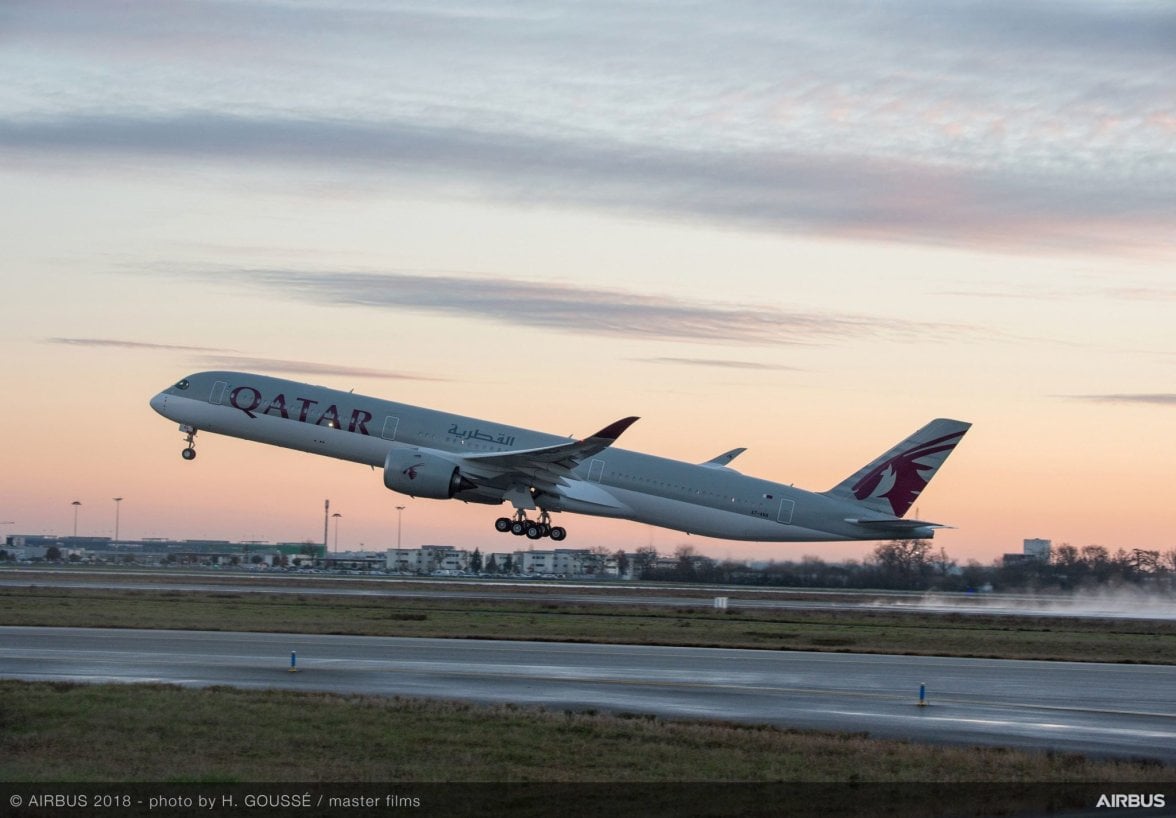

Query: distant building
left=513, top=548, right=592, bottom=576
left=1023, top=538, right=1052, bottom=562
left=322, top=550, right=385, bottom=571
left=0, top=533, right=322, bottom=566
left=1002, top=537, right=1052, bottom=567
left=385, top=545, right=469, bottom=573
left=386, top=547, right=419, bottom=573
left=1001, top=553, right=1036, bottom=567
left=0, top=532, right=631, bottom=579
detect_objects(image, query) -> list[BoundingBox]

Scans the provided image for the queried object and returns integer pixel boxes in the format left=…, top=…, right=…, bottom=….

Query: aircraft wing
left=458, top=416, right=639, bottom=492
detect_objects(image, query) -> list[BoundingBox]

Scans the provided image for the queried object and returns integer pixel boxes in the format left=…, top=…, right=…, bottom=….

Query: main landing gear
left=179, top=425, right=198, bottom=460
left=494, top=510, right=566, bottom=541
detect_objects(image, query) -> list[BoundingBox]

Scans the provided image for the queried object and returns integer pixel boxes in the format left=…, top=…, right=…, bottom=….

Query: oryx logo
left=852, top=431, right=965, bottom=517
left=403, top=462, right=424, bottom=480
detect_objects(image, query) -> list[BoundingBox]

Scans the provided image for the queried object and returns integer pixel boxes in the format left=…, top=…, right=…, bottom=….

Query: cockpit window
left=175, top=379, right=190, bottom=390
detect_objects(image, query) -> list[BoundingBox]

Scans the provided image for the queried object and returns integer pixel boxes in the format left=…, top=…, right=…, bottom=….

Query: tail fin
left=824, top=418, right=970, bottom=518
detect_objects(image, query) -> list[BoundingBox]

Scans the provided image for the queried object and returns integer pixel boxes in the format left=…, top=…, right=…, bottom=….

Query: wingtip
left=590, top=416, right=640, bottom=441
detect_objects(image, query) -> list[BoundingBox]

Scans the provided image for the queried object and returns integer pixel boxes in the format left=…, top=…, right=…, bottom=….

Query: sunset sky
left=2, top=1, right=1172, bottom=563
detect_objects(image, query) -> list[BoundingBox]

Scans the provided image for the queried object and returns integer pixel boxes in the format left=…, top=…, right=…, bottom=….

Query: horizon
left=0, top=510, right=1147, bottom=567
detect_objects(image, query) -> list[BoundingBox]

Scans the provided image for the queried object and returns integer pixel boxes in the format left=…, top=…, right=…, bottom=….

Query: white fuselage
left=151, top=372, right=933, bottom=542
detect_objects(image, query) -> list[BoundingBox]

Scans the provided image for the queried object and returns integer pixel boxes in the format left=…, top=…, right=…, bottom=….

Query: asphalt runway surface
left=3, top=626, right=1174, bottom=763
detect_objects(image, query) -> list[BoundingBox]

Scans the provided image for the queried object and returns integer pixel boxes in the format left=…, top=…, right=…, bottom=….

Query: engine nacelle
left=383, top=448, right=476, bottom=500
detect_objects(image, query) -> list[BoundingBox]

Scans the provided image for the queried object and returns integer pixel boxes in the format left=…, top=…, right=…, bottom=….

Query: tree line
left=631, top=540, right=1176, bottom=592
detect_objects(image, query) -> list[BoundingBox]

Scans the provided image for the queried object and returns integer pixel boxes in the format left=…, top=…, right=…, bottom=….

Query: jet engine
left=383, top=448, right=476, bottom=500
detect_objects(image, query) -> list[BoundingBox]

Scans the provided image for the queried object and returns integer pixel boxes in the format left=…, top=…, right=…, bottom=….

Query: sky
left=1, top=0, right=1173, bottom=563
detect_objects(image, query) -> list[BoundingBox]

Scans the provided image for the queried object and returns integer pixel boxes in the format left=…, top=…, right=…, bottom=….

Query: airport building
left=386, top=545, right=470, bottom=574
left=512, top=548, right=593, bottom=576
left=385, top=546, right=606, bottom=577
left=322, top=550, right=387, bottom=571
left=0, top=534, right=324, bottom=566
left=2, top=534, right=626, bottom=579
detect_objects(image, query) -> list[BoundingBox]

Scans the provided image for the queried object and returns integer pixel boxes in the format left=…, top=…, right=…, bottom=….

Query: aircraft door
left=209, top=381, right=227, bottom=405
left=381, top=416, right=400, bottom=441
left=588, top=459, right=605, bottom=483
left=777, top=498, right=795, bottom=524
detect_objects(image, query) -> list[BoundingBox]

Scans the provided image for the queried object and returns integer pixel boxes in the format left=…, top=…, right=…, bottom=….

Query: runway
left=3, top=626, right=1175, bottom=763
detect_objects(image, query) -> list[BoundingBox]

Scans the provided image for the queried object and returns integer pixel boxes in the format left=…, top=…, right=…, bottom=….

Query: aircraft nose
left=149, top=392, right=167, bottom=415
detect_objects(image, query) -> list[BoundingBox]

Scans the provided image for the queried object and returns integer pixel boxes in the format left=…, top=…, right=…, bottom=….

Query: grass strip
left=1, top=680, right=1171, bottom=783
left=1, top=586, right=1172, bottom=664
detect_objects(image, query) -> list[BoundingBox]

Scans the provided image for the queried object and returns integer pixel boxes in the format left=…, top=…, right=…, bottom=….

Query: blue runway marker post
left=289, top=651, right=298, bottom=673
left=918, top=682, right=927, bottom=706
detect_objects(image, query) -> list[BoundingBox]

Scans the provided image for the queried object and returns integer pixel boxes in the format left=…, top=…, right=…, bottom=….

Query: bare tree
left=1129, top=549, right=1160, bottom=575
left=1160, top=549, right=1176, bottom=574
left=614, top=550, right=630, bottom=577
left=632, top=546, right=659, bottom=579
left=871, top=539, right=933, bottom=589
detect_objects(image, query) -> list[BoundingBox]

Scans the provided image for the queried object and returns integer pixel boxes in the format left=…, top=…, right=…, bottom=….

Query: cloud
left=1102, top=286, right=1176, bottom=302
left=634, top=357, right=801, bottom=371
left=195, top=355, right=447, bottom=382
left=1065, top=394, right=1176, bottom=407
left=171, top=267, right=960, bottom=346
left=939, top=283, right=1176, bottom=302
left=44, top=338, right=441, bottom=381
left=2, top=112, right=1170, bottom=255
left=46, top=337, right=232, bottom=353
left=5, top=2, right=1172, bottom=255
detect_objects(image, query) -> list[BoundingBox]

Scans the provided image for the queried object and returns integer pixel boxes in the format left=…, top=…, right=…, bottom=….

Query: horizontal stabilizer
left=845, top=518, right=949, bottom=529
left=701, top=447, right=747, bottom=467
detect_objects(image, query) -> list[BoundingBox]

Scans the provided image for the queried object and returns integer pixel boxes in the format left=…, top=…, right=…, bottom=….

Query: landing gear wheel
left=501, top=509, right=562, bottom=539
left=182, top=447, right=196, bottom=461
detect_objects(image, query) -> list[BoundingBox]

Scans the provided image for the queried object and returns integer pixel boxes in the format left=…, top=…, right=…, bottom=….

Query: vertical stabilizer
left=824, top=419, right=970, bottom=518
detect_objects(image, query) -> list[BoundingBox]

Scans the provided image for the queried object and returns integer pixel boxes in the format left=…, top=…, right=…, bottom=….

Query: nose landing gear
left=493, top=510, right=567, bottom=541
left=179, top=425, right=197, bottom=460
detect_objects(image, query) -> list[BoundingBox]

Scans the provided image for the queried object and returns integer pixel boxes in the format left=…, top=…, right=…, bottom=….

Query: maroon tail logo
left=852, top=431, right=964, bottom=517
left=403, top=462, right=423, bottom=480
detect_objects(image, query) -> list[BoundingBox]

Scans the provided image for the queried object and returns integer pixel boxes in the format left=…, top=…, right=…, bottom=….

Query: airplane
left=150, top=371, right=970, bottom=543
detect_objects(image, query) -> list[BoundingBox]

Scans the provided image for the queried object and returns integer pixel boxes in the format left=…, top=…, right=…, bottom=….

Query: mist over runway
left=3, top=570, right=1175, bottom=621
left=3, top=626, right=1174, bottom=763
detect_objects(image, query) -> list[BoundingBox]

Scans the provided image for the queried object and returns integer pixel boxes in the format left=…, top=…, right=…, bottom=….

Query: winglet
left=584, top=416, right=639, bottom=443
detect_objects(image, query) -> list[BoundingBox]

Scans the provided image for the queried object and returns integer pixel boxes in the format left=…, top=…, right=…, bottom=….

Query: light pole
left=395, top=505, right=405, bottom=549
left=71, top=501, right=82, bottom=538
left=112, top=497, right=123, bottom=544
left=322, top=499, right=330, bottom=557
left=331, top=512, right=342, bottom=553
